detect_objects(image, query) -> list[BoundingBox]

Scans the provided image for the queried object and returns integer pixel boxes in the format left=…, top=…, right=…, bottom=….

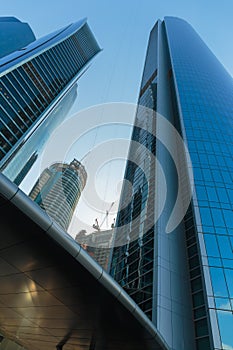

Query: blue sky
left=1, top=0, right=233, bottom=234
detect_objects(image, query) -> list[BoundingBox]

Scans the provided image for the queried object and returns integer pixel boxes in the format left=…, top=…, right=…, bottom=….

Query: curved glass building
left=111, top=17, right=233, bottom=350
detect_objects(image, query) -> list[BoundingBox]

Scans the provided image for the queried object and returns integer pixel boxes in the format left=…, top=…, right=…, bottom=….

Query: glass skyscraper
left=111, top=17, right=233, bottom=350
left=0, top=17, right=100, bottom=165
left=0, top=16, right=100, bottom=233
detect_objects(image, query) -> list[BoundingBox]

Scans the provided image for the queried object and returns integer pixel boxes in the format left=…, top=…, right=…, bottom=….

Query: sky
left=1, top=0, right=233, bottom=236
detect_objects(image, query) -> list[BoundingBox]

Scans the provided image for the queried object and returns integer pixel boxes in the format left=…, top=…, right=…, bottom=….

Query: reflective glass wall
left=165, top=17, right=233, bottom=350
left=110, top=22, right=158, bottom=321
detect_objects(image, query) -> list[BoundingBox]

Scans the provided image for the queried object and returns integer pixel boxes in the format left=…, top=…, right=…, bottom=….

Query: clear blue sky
left=1, top=0, right=233, bottom=235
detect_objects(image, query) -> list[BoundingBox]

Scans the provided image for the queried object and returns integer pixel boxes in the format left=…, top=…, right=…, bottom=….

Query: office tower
left=0, top=17, right=100, bottom=164
left=75, top=228, right=114, bottom=271
left=110, top=17, right=233, bottom=350
left=29, top=159, right=87, bottom=231
left=0, top=17, right=35, bottom=58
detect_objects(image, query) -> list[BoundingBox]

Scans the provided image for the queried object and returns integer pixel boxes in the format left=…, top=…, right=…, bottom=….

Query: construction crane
left=93, top=201, right=115, bottom=231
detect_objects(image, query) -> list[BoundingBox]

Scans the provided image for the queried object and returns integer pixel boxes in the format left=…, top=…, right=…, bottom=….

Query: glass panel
left=210, top=268, right=228, bottom=297
left=215, top=297, right=231, bottom=311
left=193, top=291, right=204, bottom=308
left=204, top=234, right=220, bottom=257
left=211, top=209, right=225, bottom=227
left=195, top=318, right=208, bottom=337
left=200, top=207, right=213, bottom=226
left=206, top=186, right=218, bottom=202
left=194, top=306, right=206, bottom=319
left=217, top=310, right=233, bottom=350
left=191, top=277, right=202, bottom=292
left=196, top=337, right=211, bottom=350
left=223, top=210, right=233, bottom=228
left=225, top=269, right=233, bottom=298
left=217, top=236, right=233, bottom=259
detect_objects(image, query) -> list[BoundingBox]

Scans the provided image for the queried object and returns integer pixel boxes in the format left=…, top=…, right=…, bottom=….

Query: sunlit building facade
left=111, top=17, right=233, bottom=350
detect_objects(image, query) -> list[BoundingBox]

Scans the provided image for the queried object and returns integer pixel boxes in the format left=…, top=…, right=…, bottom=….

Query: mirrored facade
left=111, top=17, right=233, bottom=350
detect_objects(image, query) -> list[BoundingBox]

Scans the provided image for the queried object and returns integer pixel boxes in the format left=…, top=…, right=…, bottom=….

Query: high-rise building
left=110, top=17, right=233, bottom=350
left=0, top=17, right=100, bottom=164
left=29, top=159, right=87, bottom=231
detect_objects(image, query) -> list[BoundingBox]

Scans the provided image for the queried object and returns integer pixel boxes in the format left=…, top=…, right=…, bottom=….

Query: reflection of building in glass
left=111, top=17, right=233, bottom=350
left=0, top=16, right=100, bottom=163
left=13, top=151, right=38, bottom=185
left=75, top=228, right=114, bottom=272
left=30, top=159, right=87, bottom=231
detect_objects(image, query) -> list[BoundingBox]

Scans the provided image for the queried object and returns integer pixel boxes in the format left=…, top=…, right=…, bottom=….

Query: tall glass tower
left=29, top=159, right=87, bottom=231
left=111, top=17, right=233, bottom=350
left=0, top=16, right=100, bottom=236
left=0, top=17, right=100, bottom=165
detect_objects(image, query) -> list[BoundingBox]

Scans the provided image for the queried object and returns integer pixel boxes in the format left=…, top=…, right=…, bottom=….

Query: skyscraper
left=29, top=159, right=87, bottom=231
left=111, top=17, right=233, bottom=350
left=0, top=17, right=100, bottom=166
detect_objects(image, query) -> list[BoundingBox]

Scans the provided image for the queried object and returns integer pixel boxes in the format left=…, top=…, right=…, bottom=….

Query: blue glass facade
left=164, top=17, right=233, bottom=350
left=111, top=17, right=233, bottom=350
